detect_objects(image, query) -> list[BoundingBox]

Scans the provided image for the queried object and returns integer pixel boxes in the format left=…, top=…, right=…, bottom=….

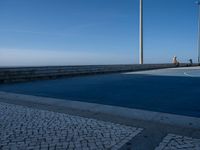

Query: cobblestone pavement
left=155, top=134, right=200, bottom=150
left=0, top=102, right=142, bottom=150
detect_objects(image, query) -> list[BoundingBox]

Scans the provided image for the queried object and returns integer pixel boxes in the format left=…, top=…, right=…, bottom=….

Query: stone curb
left=0, top=92, right=199, bottom=129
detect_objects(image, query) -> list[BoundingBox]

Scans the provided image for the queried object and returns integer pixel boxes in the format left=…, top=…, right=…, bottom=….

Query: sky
left=0, top=0, right=198, bottom=66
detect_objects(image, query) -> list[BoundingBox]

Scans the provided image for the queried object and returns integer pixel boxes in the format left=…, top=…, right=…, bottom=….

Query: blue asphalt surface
left=0, top=67, right=200, bottom=117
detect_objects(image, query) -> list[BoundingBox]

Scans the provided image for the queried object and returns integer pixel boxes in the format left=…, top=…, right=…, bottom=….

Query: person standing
left=172, top=56, right=179, bottom=66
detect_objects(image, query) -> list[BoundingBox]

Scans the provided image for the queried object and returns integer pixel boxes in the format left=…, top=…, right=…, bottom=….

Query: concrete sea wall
left=0, top=63, right=196, bottom=83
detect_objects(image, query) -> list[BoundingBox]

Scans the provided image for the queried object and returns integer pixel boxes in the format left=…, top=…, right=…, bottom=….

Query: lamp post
left=139, top=0, right=143, bottom=64
left=197, top=1, right=200, bottom=63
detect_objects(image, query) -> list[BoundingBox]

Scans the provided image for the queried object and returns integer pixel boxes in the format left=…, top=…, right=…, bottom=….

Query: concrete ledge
left=0, top=64, right=187, bottom=83
left=0, top=91, right=199, bottom=129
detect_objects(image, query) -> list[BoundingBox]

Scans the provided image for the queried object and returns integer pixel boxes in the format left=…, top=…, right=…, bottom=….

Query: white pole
left=198, top=2, right=200, bottom=63
left=139, top=0, right=143, bottom=64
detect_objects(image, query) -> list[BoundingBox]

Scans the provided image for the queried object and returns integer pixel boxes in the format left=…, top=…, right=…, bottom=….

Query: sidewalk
left=0, top=92, right=200, bottom=150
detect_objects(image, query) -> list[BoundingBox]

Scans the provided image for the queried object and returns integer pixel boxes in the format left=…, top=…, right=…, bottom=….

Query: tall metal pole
left=197, top=1, right=200, bottom=63
left=139, top=0, right=143, bottom=64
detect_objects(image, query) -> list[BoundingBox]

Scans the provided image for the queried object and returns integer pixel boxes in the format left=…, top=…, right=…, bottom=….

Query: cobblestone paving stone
left=155, top=134, right=200, bottom=150
left=0, top=102, right=142, bottom=150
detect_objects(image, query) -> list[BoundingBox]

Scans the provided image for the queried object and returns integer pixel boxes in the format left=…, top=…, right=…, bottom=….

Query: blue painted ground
left=0, top=67, right=200, bottom=117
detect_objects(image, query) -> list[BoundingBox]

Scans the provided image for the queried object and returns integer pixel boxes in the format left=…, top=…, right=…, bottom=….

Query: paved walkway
left=155, top=134, right=200, bottom=150
left=0, top=92, right=200, bottom=149
left=1, top=102, right=200, bottom=150
left=0, top=102, right=142, bottom=150
left=1, top=67, right=200, bottom=118
left=0, top=93, right=200, bottom=150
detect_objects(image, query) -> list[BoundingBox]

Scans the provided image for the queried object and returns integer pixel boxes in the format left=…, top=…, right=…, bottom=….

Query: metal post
left=139, top=0, right=143, bottom=64
left=197, top=2, right=200, bottom=63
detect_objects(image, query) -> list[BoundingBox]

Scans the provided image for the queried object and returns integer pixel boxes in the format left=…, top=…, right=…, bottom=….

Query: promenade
left=0, top=67, right=200, bottom=150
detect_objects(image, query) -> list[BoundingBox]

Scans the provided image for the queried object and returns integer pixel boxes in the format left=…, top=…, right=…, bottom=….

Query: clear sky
left=0, top=0, right=198, bottom=66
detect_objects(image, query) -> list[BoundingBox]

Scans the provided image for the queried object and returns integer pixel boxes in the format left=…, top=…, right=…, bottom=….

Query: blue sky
left=0, top=0, right=198, bottom=66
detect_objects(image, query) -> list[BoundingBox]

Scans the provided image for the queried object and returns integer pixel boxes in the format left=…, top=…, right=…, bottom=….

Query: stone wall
left=0, top=63, right=196, bottom=83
